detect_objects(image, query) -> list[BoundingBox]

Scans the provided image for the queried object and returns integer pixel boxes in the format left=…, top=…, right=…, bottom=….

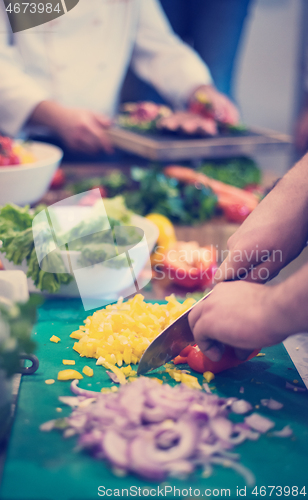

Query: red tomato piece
left=0, top=136, right=13, bottom=153
left=9, top=154, right=21, bottom=165
left=0, top=156, right=11, bottom=167
left=223, top=204, right=251, bottom=224
left=163, top=244, right=217, bottom=290
left=179, top=345, right=195, bottom=357
left=50, top=169, right=66, bottom=189
left=187, top=345, right=259, bottom=374
left=173, top=355, right=189, bottom=365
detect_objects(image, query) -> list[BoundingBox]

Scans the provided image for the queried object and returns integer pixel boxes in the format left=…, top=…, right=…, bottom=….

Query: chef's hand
left=215, top=153, right=308, bottom=285
left=190, top=84, right=240, bottom=125
left=188, top=280, right=287, bottom=361
left=189, top=260, right=308, bottom=361
left=30, top=101, right=114, bottom=154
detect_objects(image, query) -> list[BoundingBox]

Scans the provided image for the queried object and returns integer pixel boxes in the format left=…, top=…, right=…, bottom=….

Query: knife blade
left=137, top=290, right=212, bottom=375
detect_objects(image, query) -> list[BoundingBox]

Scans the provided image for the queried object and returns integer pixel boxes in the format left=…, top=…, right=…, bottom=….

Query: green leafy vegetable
left=0, top=199, right=138, bottom=290
left=199, top=157, right=261, bottom=189
left=70, top=171, right=130, bottom=198
left=0, top=204, right=72, bottom=293
left=124, top=166, right=217, bottom=225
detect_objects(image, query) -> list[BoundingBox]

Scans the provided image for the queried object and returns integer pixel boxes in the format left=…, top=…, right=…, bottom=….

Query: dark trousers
left=121, top=0, right=252, bottom=102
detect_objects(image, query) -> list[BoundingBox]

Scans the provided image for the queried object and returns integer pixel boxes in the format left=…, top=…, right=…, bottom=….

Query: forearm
left=29, top=100, right=64, bottom=133
left=271, top=261, right=308, bottom=340
left=264, top=153, right=308, bottom=223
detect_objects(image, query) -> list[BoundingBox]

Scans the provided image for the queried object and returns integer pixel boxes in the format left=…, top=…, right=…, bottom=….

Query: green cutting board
left=1, top=298, right=308, bottom=500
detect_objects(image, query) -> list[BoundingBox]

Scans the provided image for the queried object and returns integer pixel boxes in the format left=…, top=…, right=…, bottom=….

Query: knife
left=137, top=290, right=213, bottom=375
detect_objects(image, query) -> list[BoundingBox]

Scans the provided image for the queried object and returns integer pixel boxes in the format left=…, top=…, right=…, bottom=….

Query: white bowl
left=0, top=142, right=63, bottom=206
left=0, top=207, right=159, bottom=305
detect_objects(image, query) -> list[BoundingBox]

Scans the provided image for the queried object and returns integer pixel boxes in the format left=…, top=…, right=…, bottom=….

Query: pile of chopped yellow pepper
left=70, top=294, right=195, bottom=367
left=165, top=366, right=202, bottom=390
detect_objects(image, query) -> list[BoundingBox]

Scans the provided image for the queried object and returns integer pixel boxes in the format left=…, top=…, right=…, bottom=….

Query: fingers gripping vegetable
left=174, top=345, right=259, bottom=374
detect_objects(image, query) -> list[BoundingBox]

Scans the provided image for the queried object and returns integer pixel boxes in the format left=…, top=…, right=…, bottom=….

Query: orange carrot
left=164, top=165, right=259, bottom=211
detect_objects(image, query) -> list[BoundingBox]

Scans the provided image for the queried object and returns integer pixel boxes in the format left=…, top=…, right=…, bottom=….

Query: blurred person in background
left=122, top=0, right=252, bottom=103
left=0, top=0, right=238, bottom=158
left=160, top=0, right=252, bottom=98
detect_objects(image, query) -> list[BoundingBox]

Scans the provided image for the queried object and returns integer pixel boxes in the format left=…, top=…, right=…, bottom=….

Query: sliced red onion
left=231, top=399, right=253, bottom=414
left=46, top=377, right=278, bottom=485
left=106, top=371, right=120, bottom=384
left=271, top=425, right=293, bottom=438
left=142, top=405, right=168, bottom=423
left=203, top=383, right=212, bottom=394
left=245, top=413, right=275, bottom=433
left=63, top=428, right=77, bottom=439
left=70, top=379, right=100, bottom=398
left=40, top=420, right=56, bottom=432
left=140, top=420, right=198, bottom=464
left=188, top=403, right=210, bottom=422
left=211, top=457, right=255, bottom=487
left=78, top=429, right=104, bottom=449
left=67, top=413, right=88, bottom=430
left=165, top=459, right=194, bottom=478
left=104, top=430, right=129, bottom=469
left=286, top=381, right=307, bottom=392
left=58, top=396, right=81, bottom=407
left=233, top=423, right=260, bottom=442
left=260, top=398, right=283, bottom=410
left=129, top=436, right=166, bottom=481
left=210, top=417, right=233, bottom=441
left=198, top=441, right=226, bottom=457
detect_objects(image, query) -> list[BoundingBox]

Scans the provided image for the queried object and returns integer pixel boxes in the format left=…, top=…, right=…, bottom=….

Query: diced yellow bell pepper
left=70, top=330, right=83, bottom=340
left=62, top=360, right=75, bottom=365
left=70, top=294, right=196, bottom=370
left=203, top=371, right=215, bottom=383
left=50, top=335, right=60, bottom=343
left=120, top=365, right=132, bottom=376
left=101, top=387, right=112, bottom=394
left=166, top=368, right=182, bottom=382
left=57, top=369, right=83, bottom=381
left=103, top=361, right=127, bottom=385
left=82, top=366, right=93, bottom=377
left=151, top=378, right=163, bottom=385
left=45, top=379, right=55, bottom=385
left=181, top=373, right=202, bottom=390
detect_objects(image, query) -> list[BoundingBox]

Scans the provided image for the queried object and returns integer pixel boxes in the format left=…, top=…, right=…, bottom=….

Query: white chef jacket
left=0, top=0, right=212, bottom=137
